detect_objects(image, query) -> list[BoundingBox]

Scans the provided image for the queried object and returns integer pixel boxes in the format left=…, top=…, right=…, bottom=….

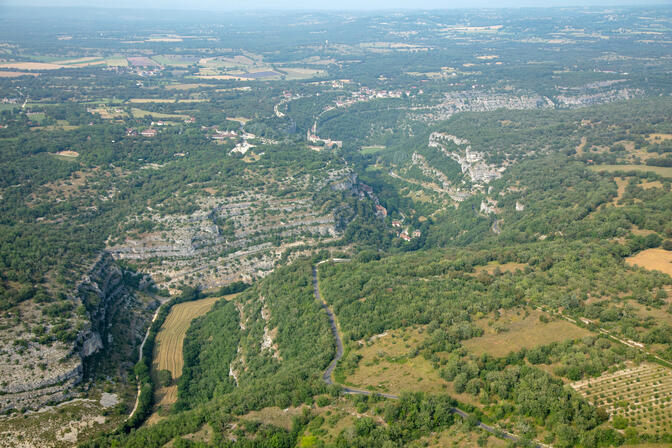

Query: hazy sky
left=4, top=0, right=669, bottom=10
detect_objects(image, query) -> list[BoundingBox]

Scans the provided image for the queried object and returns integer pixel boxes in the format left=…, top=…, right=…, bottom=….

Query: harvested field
left=151, top=294, right=236, bottom=415
left=154, top=296, right=221, bottom=378
left=195, top=74, right=254, bottom=80
left=571, top=363, right=672, bottom=434
left=130, top=108, right=189, bottom=119
left=165, top=83, right=217, bottom=90
left=128, top=98, right=176, bottom=104
left=626, top=248, right=672, bottom=276
left=127, top=98, right=207, bottom=104
left=0, top=62, right=63, bottom=70
left=0, top=71, right=40, bottom=77
left=463, top=309, right=591, bottom=357
left=590, top=164, right=672, bottom=179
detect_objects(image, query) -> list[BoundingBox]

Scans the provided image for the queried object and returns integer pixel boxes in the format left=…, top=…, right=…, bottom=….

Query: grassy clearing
left=626, top=248, right=672, bottom=276
left=130, top=108, right=190, bottom=120
left=640, top=180, right=664, bottom=189
left=463, top=309, right=591, bottom=357
left=227, top=117, right=251, bottom=124
left=571, top=363, right=672, bottom=434
left=151, top=55, right=194, bottom=67
left=346, top=326, right=449, bottom=394
left=610, top=177, right=629, bottom=206
left=646, top=133, right=672, bottom=144
left=105, top=57, right=128, bottom=67
left=590, top=164, right=672, bottom=179
left=242, top=406, right=304, bottom=430
left=360, top=145, right=387, bottom=155
left=279, top=67, right=325, bottom=80
left=410, top=423, right=508, bottom=447
left=624, top=300, right=672, bottom=327
left=472, top=261, right=528, bottom=275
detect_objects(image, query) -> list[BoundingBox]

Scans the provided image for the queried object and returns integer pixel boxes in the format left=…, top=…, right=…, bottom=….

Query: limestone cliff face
left=0, top=253, right=145, bottom=412
left=76, top=253, right=133, bottom=358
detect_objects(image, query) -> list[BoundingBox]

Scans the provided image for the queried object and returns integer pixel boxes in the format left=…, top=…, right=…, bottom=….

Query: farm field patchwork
left=571, top=363, right=672, bottom=435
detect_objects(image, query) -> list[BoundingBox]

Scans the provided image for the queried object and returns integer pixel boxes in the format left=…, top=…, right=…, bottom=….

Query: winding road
left=313, top=260, right=542, bottom=446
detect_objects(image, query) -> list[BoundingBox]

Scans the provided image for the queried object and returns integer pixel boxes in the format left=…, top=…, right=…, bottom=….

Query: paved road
left=313, top=260, right=541, bottom=446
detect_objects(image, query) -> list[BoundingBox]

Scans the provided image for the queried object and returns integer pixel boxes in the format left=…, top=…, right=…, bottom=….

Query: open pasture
left=463, top=309, right=591, bottom=357
left=571, top=363, right=672, bottom=434
left=345, top=326, right=448, bottom=394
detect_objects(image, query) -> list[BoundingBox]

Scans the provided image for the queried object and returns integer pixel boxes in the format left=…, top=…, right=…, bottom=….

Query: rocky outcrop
left=0, top=253, right=145, bottom=413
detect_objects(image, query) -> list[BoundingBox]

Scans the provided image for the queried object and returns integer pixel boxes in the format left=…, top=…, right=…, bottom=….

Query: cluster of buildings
left=417, top=90, right=552, bottom=122
left=360, top=183, right=421, bottom=242
left=201, top=126, right=267, bottom=155
left=125, top=128, right=158, bottom=137
left=392, top=220, right=421, bottom=241
left=333, top=86, right=407, bottom=109
left=306, top=122, right=342, bottom=149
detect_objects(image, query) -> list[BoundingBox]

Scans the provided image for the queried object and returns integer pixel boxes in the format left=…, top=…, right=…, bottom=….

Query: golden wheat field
left=154, top=296, right=221, bottom=378
left=626, top=248, right=672, bottom=276
left=151, top=295, right=235, bottom=416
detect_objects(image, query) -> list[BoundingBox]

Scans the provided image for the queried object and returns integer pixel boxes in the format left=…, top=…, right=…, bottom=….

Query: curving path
left=129, top=295, right=168, bottom=419
left=313, top=260, right=542, bottom=446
